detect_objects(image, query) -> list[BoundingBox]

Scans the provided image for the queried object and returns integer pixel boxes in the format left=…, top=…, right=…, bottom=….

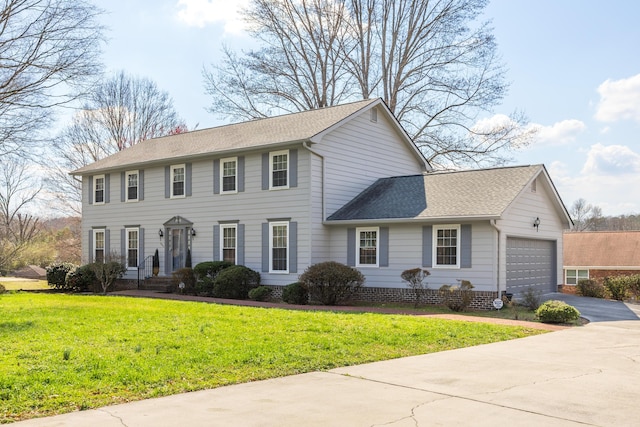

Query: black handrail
left=137, top=254, right=155, bottom=289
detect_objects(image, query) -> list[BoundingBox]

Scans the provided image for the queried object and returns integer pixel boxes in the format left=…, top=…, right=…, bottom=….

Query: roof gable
left=564, top=231, right=640, bottom=267
left=328, top=165, right=548, bottom=221
left=72, top=99, right=400, bottom=175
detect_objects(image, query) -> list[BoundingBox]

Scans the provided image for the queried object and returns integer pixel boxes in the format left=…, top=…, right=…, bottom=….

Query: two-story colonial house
left=72, top=98, right=572, bottom=305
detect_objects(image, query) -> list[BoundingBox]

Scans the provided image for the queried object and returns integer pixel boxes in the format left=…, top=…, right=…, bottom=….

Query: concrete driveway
left=543, top=292, right=640, bottom=322
left=14, top=317, right=640, bottom=426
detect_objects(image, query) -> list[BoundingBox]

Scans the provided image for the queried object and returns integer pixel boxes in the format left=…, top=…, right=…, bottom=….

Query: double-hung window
left=566, top=269, right=588, bottom=285
left=126, top=228, right=139, bottom=269
left=221, top=157, right=237, bottom=193
left=94, top=230, right=105, bottom=263
left=94, top=175, right=105, bottom=204
left=433, top=225, right=460, bottom=268
left=126, top=171, right=138, bottom=201
left=171, top=164, right=185, bottom=198
left=270, top=222, right=288, bottom=272
left=221, top=224, right=237, bottom=264
left=357, top=227, right=378, bottom=267
left=270, top=150, right=288, bottom=189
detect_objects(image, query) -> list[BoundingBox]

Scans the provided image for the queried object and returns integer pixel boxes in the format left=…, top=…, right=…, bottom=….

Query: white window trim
left=269, top=221, right=289, bottom=273
left=269, top=150, right=289, bottom=190
left=565, top=269, right=589, bottom=285
left=220, top=224, right=237, bottom=264
left=220, top=157, right=238, bottom=194
left=125, top=170, right=139, bottom=202
left=93, top=229, right=105, bottom=262
left=170, top=164, right=186, bottom=199
left=93, top=174, right=105, bottom=205
left=125, top=227, right=139, bottom=270
left=356, top=226, right=379, bottom=268
left=432, top=224, right=461, bottom=269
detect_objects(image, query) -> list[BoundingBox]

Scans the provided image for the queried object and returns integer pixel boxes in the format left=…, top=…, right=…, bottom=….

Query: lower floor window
left=126, top=228, right=138, bottom=269
left=566, top=269, right=588, bottom=285
left=270, top=222, right=288, bottom=272
left=357, top=227, right=378, bottom=267
left=94, top=230, right=105, bottom=263
left=221, top=225, right=237, bottom=264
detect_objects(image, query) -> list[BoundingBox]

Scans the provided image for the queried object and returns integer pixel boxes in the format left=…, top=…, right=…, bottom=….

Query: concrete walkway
left=14, top=317, right=640, bottom=426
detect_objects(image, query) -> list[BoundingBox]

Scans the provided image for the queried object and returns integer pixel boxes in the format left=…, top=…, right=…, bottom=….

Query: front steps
left=138, top=276, right=174, bottom=292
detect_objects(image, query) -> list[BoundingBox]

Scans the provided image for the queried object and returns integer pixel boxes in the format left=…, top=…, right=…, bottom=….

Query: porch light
left=190, top=228, right=196, bottom=237
left=158, top=229, right=164, bottom=238
left=533, top=217, right=540, bottom=231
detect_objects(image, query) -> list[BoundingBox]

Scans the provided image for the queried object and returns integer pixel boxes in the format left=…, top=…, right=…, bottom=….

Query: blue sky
left=94, top=0, right=640, bottom=216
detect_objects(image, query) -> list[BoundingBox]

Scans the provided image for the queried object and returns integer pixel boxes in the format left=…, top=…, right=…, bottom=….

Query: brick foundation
left=267, top=285, right=498, bottom=310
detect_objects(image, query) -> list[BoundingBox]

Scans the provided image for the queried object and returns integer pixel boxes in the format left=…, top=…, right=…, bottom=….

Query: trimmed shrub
left=65, top=265, right=97, bottom=293
left=88, top=258, right=127, bottom=295
left=282, top=282, right=309, bottom=305
left=213, top=265, right=261, bottom=299
left=627, top=274, right=640, bottom=299
left=248, top=286, right=273, bottom=302
left=193, top=261, right=234, bottom=296
left=604, top=276, right=629, bottom=301
left=401, top=268, right=430, bottom=307
left=439, top=280, right=474, bottom=312
left=520, top=286, right=542, bottom=310
left=576, top=279, right=606, bottom=299
left=300, top=261, right=364, bottom=305
left=536, top=300, right=581, bottom=323
left=46, top=262, right=77, bottom=290
left=172, top=268, right=196, bottom=294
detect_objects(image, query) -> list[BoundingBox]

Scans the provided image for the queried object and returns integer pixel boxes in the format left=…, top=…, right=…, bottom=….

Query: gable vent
left=370, top=107, right=377, bottom=123
left=531, top=179, right=537, bottom=193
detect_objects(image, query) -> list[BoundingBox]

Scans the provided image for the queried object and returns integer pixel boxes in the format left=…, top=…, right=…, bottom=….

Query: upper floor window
left=94, top=175, right=105, bottom=204
left=221, top=157, right=237, bottom=193
left=93, top=229, right=105, bottom=263
left=433, top=225, right=460, bottom=268
left=126, top=171, right=138, bottom=201
left=221, top=224, right=237, bottom=264
left=270, top=221, right=288, bottom=272
left=171, top=164, right=185, bottom=198
left=126, top=228, right=139, bottom=269
left=270, top=150, right=289, bottom=189
left=357, top=227, right=378, bottom=267
left=566, top=269, right=588, bottom=285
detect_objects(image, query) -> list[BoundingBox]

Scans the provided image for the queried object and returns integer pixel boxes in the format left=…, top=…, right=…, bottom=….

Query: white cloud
left=595, top=73, right=640, bottom=122
left=176, top=0, right=249, bottom=33
left=531, top=119, right=586, bottom=144
left=581, top=143, right=640, bottom=175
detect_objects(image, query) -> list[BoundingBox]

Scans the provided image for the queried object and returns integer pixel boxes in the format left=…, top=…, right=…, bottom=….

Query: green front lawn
left=0, top=278, right=49, bottom=291
left=1, top=293, right=546, bottom=423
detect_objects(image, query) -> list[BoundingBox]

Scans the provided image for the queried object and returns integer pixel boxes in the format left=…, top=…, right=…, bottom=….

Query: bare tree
left=203, top=0, right=534, bottom=167
left=47, top=71, right=186, bottom=214
left=0, top=156, right=42, bottom=271
left=570, top=198, right=604, bottom=231
left=0, top=0, right=104, bottom=158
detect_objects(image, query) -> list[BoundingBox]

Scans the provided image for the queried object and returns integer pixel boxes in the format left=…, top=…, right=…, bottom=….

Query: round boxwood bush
left=65, top=265, right=97, bottom=293
left=46, top=262, right=77, bottom=290
left=300, top=261, right=364, bottom=305
left=248, top=285, right=273, bottom=302
left=535, top=300, right=581, bottom=323
left=213, top=265, right=261, bottom=299
left=193, top=261, right=234, bottom=295
left=282, top=282, right=309, bottom=305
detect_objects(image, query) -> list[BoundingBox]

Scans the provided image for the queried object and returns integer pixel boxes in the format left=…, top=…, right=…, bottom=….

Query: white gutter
left=490, top=219, right=502, bottom=297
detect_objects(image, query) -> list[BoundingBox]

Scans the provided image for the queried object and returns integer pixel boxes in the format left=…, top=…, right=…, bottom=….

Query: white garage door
left=506, top=238, right=556, bottom=297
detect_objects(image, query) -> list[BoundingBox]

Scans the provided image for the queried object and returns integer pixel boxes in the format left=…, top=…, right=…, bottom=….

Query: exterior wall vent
left=370, top=107, right=377, bottom=123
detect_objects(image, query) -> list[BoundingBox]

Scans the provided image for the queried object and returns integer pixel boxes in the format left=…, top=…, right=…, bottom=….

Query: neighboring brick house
left=563, top=231, right=640, bottom=292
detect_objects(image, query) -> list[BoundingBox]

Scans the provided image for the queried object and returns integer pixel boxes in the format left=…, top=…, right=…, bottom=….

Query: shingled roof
left=564, top=231, right=640, bottom=268
left=73, top=98, right=382, bottom=175
left=327, top=165, right=544, bottom=221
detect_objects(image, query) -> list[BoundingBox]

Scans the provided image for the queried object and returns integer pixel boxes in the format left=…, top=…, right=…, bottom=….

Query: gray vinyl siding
left=314, top=111, right=426, bottom=217
left=328, top=222, right=497, bottom=292
left=80, top=146, right=312, bottom=284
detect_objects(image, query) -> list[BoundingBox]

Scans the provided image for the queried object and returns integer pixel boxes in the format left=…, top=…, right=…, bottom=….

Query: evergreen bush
left=536, top=300, right=580, bottom=323
left=300, top=261, right=364, bottom=305
left=282, top=282, right=309, bottom=305
left=213, top=265, right=261, bottom=299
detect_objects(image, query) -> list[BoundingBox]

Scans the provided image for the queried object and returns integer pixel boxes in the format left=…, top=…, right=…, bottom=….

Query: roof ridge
left=426, top=164, right=541, bottom=176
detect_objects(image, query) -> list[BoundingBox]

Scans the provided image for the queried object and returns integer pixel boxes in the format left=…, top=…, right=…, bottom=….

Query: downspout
left=490, top=219, right=502, bottom=297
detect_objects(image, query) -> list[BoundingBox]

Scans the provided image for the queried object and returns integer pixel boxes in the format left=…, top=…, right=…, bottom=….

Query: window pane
left=272, top=154, right=288, bottom=187
left=436, top=228, right=457, bottom=265
left=127, top=230, right=138, bottom=268
left=222, top=160, right=236, bottom=192
left=271, top=225, right=287, bottom=271
left=173, top=167, right=185, bottom=196
left=222, top=226, right=236, bottom=264
left=95, top=231, right=104, bottom=263
left=127, top=173, right=138, bottom=200
left=95, top=177, right=104, bottom=203
left=358, top=230, right=377, bottom=265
